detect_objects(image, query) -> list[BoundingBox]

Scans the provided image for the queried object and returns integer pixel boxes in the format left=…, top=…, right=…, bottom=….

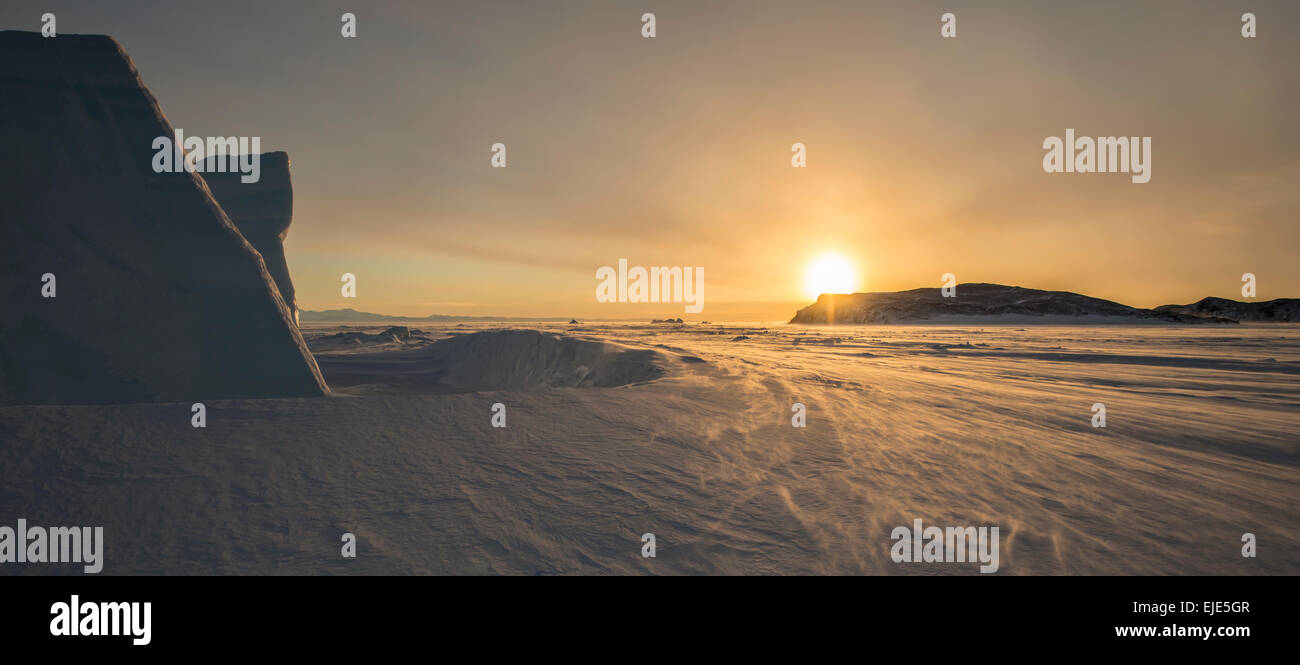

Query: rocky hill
left=789, top=284, right=1238, bottom=324
left=1154, top=297, right=1300, bottom=322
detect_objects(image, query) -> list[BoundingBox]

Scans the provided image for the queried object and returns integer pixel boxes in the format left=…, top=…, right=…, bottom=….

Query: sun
left=804, top=253, right=858, bottom=300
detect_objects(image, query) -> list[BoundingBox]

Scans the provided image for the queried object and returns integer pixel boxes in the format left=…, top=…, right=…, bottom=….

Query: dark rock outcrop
left=1154, top=297, right=1300, bottom=322
left=789, top=284, right=1237, bottom=324
left=202, top=152, right=300, bottom=324
left=381, top=326, right=411, bottom=341
left=0, top=31, right=328, bottom=404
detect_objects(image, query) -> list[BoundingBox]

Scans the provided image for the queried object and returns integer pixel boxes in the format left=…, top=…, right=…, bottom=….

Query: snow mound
left=316, top=329, right=668, bottom=393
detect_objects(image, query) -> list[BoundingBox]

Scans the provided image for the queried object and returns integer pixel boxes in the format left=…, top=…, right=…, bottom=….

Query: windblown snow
left=1, top=323, right=1295, bottom=575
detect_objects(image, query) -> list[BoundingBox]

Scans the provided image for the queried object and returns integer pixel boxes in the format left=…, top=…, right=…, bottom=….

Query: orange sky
left=13, top=1, right=1298, bottom=319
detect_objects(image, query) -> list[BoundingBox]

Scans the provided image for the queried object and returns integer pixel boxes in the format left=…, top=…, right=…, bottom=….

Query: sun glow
left=804, top=253, right=858, bottom=300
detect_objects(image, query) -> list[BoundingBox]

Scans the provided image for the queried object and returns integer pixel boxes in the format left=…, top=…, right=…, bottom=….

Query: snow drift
left=315, top=329, right=668, bottom=393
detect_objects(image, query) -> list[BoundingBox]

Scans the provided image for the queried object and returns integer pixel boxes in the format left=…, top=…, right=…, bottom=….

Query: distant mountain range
left=789, top=284, right=1300, bottom=324
left=303, top=289, right=1300, bottom=325
left=299, top=308, right=573, bottom=323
